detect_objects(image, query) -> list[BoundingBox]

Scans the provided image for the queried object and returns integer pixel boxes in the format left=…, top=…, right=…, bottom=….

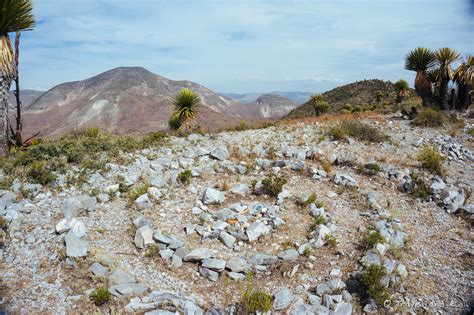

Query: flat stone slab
left=183, top=248, right=213, bottom=262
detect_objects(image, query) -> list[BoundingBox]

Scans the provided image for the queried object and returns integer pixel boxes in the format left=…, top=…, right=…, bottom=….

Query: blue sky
left=18, top=0, right=474, bottom=93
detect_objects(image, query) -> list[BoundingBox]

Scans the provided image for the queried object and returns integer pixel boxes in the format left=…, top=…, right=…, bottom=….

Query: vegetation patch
left=327, top=121, right=387, bottom=143
left=238, top=275, right=273, bottom=313
left=410, top=172, right=431, bottom=200
left=310, top=215, right=326, bottom=230
left=90, top=286, right=111, bottom=306
left=177, top=170, right=192, bottom=185
left=128, top=182, right=150, bottom=203
left=260, top=175, right=287, bottom=197
left=362, top=231, right=385, bottom=250
left=0, top=128, right=167, bottom=187
left=416, top=146, right=444, bottom=175
left=411, top=108, right=446, bottom=127
left=360, top=264, right=391, bottom=306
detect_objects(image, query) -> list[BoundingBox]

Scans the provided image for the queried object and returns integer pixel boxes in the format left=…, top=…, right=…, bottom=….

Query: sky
left=17, top=0, right=474, bottom=93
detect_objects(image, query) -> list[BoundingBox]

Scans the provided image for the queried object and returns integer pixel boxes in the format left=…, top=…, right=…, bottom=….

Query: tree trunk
left=438, top=74, right=449, bottom=110
left=14, top=32, right=22, bottom=134
left=0, top=75, right=12, bottom=157
left=456, top=84, right=470, bottom=111
left=449, top=88, right=455, bottom=110
left=415, top=71, right=433, bottom=107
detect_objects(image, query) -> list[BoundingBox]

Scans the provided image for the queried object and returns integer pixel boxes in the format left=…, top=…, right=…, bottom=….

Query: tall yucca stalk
left=405, top=47, right=436, bottom=107
left=170, top=88, right=200, bottom=132
left=434, top=47, right=460, bottom=109
left=0, top=0, right=35, bottom=156
left=453, top=55, right=474, bottom=110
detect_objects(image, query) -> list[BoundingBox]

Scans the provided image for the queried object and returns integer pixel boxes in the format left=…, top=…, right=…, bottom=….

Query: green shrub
left=324, top=234, right=337, bottom=247
left=417, top=146, right=443, bottom=175
left=341, top=104, right=353, bottom=112
left=303, top=246, right=313, bottom=257
left=410, top=172, right=431, bottom=200
left=360, top=265, right=391, bottom=306
left=90, top=286, right=111, bottom=306
left=411, top=108, right=446, bottom=127
left=238, top=275, right=272, bottom=313
left=168, top=113, right=182, bottom=131
left=363, top=231, right=385, bottom=250
left=328, top=121, right=386, bottom=143
left=128, top=182, right=150, bottom=203
left=261, top=175, right=287, bottom=197
left=313, top=100, right=330, bottom=116
left=28, top=161, right=56, bottom=185
left=303, top=192, right=317, bottom=207
left=310, top=215, right=326, bottom=230
left=177, top=170, right=192, bottom=185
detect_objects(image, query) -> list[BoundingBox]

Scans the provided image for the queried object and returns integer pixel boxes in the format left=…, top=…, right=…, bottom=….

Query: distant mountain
left=284, top=79, right=398, bottom=119
left=223, top=91, right=312, bottom=104
left=22, top=67, right=256, bottom=137
left=8, top=89, right=44, bottom=110
left=235, top=94, right=299, bottom=119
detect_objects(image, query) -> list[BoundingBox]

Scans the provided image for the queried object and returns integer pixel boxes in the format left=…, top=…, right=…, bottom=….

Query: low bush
left=411, top=108, right=446, bottom=127
left=417, top=146, right=443, bottom=175
left=128, top=182, right=150, bottom=203
left=260, top=175, right=287, bottom=197
left=328, top=121, right=387, bottom=143
left=410, top=172, right=431, bottom=200
left=310, top=215, right=326, bottom=230
left=360, top=264, right=391, bottom=306
left=177, top=170, right=192, bottom=185
left=363, top=231, right=385, bottom=250
left=238, top=275, right=272, bottom=313
left=27, top=161, right=56, bottom=185
left=90, top=286, right=111, bottom=306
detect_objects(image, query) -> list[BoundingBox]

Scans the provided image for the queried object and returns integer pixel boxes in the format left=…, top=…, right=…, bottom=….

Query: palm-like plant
left=170, top=88, right=200, bottom=131
left=453, top=55, right=474, bottom=110
left=394, top=79, right=410, bottom=103
left=0, top=0, right=35, bottom=156
left=405, top=47, right=436, bottom=107
left=434, top=47, right=460, bottom=109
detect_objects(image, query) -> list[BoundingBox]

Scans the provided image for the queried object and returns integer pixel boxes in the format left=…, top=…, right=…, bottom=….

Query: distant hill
left=234, top=94, right=299, bottom=119
left=8, top=90, right=44, bottom=110
left=21, top=67, right=259, bottom=137
left=284, top=79, right=398, bottom=119
left=223, top=91, right=312, bottom=104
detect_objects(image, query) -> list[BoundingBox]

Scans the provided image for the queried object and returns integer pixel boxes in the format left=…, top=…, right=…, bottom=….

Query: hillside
left=8, top=89, right=44, bottom=110
left=21, top=67, right=251, bottom=137
left=234, top=94, right=299, bottom=119
left=284, top=79, right=398, bottom=119
left=224, top=91, right=312, bottom=104
left=1, top=113, right=472, bottom=313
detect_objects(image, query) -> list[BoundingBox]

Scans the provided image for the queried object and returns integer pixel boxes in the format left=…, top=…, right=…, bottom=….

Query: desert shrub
left=324, top=234, right=337, bottom=247
left=28, top=161, right=56, bottom=185
left=341, top=104, right=353, bottom=112
left=417, top=146, right=443, bottom=175
left=313, top=101, right=330, bottom=115
left=168, top=114, right=182, bottom=131
left=410, top=172, right=431, bottom=200
left=238, top=275, right=272, bottom=313
left=90, top=286, right=111, bottom=306
left=303, top=192, right=317, bottom=207
left=144, top=244, right=160, bottom=258
left=177, top=170, right=192, bottom=185
left=467, top=128, right=474, bottom=136
left=352, top=105, right=362, bottom=112
left=360, top=265, right=391, bottom=306
left=261, top=175, right=287, bottom=197
left=411, top=108, right=446, bottom=127
left=328, top=121, right=386, bottom=143
left=363, top=231, right=385, bottom=250
left=303, top=246, right=313, bottom=257
left=310, top=215, right=326, bottom=230
left=128, top=182, right=150, bottom=203
left=79, top=126, right=100, bottom=138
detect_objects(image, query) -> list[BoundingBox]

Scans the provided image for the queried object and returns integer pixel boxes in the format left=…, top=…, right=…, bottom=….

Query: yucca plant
left=405, top=47, right=437, bottom=107
left=453, top=55, right=473, bottom=110
left=0, top=0, right=35, bottom=157
left=170, top=88, right=200, bottom=132
left=394, top=79, right=410, bottom=103
left=434, top=47, right=460, bottom=109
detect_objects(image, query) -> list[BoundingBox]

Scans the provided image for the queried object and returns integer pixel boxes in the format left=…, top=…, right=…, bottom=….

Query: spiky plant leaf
left=435, top=47, right=460, bottom=68
left=0, top=0, right=35, bottom=77
left=454, top=55, right=474, bottom=86
left=172, top=88, right=200, bottom=125
left=405, top=47, right=436, bottom=72
left=0, top=0, right=36, bottom=34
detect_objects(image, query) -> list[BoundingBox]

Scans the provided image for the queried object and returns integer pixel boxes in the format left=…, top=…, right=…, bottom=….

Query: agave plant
left=405, top=47, right=436, bottom=107
left=434, top=47, right=460, bottom=109
left=453, top=55, right=474, bottom=110
left=9, top=125, right=40, bottom=149
left=0, top=0, right=35, bottom=156
left=170, top=88, right=200, bottom=131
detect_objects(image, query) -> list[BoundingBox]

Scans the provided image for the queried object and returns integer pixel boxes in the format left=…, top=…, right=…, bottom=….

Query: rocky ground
left=1, top=113, right=473, bottom=314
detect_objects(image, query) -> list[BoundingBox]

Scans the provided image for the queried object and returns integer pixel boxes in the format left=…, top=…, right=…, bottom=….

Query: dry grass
left=278, top=111, right=384, bottom=127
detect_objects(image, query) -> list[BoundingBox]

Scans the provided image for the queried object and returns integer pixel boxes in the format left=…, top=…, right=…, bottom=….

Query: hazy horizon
left=17, top=0, right=474, bottom=93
